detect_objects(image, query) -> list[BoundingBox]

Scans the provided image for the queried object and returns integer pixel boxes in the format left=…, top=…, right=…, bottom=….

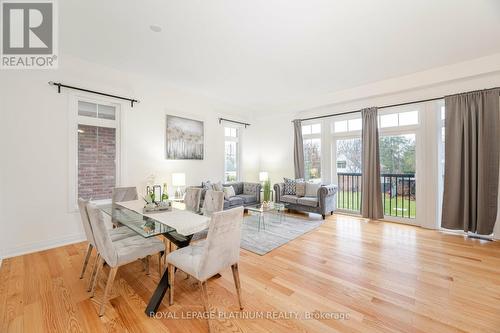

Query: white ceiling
left=61, top=0, right=500, bottom=111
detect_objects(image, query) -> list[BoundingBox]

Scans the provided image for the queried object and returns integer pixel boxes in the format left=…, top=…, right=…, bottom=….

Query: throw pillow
left=212, top=181, right=223, bottom=192
left=202, top=181, right=212, bottom=191
left=295, top=181, right=306, bottom=197
left=223, top=186, right=236, bottom=200
left=283, top=178, right=303, bottom=195
left=305, top=182, right=321, bottom=197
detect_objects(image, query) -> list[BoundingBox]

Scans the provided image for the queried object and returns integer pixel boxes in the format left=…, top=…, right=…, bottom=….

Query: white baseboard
left=0, top=233, right=86, bottom=260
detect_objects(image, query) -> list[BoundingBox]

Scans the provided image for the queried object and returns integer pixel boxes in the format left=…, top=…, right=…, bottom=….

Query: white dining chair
left=77, top=198, right=136, bottom=290
left=191, top=190, right=224, bottom=242
left=163, top=187, right=204, bottom=258
left=86, top=202, right=166, bottom=316
left=111, top=187, right=138, bottom=227
left=166, top=206, right=244, bottom=328
left=184, top=187, right=202, bottom=213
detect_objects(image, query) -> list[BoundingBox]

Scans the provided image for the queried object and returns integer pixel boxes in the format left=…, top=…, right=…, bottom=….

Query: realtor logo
left=1, top=0, right=58, bottom=69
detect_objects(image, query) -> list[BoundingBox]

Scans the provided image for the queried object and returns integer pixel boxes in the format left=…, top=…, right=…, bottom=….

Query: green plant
left=263, top=179, right=271, bottom=202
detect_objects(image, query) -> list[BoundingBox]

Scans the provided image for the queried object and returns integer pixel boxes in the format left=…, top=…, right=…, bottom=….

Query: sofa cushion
left=305, top=182, right=321, bottom=197
left=228, top=196, right=244, bottom=206
left=297, top=196, right=319, bottom=207
left=236, top=194, right=257, bottom=204
left=281, top=195, right=299, bottom=204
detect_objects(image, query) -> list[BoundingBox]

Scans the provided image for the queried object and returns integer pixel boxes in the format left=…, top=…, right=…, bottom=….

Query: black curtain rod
left=48, top=81, right=140, bottom=107
left=219, top=117, right=251, bottom=128
left=296, top=87, right=500, bottom=122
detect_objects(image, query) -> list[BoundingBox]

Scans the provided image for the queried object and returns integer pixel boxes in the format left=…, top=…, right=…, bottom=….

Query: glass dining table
left=98, top=200, right=209, bottom=316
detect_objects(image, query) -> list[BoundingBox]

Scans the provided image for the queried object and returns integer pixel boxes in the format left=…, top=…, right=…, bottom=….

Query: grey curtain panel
left=361, top=107, right=384, bottom=219
left=441, top=89, right=500, bottom=235
left=293, top=119, right=305, bottom=179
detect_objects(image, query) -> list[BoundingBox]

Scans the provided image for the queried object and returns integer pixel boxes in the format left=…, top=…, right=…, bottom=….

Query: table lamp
left=172, top=173, right=186, bottom=199
left=259, top=171, right=269, bottom=182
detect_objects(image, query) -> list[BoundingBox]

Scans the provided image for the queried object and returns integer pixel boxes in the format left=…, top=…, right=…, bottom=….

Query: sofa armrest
left=274, top=183, right=284, bottom=202
left=318, top=184, right=338, bottom=215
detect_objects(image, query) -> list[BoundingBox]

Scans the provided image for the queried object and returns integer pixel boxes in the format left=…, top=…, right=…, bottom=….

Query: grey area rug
left=240, top=213, right=323, bottom=255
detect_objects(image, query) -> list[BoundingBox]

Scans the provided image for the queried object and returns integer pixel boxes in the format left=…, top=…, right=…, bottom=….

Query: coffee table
left=246, top=202, right=287, bottom=231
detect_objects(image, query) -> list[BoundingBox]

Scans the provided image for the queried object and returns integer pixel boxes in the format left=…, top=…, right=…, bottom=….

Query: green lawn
left=337, top=190, right=416, bottom=218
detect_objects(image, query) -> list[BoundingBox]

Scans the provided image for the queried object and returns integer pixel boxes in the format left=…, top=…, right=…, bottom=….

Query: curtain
left=293, top=119, right=305, bottom=179
left=441, top=89, right=500, bottom=235
left=361, top=107, right=384, bottom=219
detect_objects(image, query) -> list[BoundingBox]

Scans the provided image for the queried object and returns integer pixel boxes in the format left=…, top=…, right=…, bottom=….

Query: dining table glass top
left=99, top=203, right=176, bottom=238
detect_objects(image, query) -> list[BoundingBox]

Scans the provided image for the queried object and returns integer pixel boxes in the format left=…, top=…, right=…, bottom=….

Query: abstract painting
left=166, top=115, right=204, bottom=160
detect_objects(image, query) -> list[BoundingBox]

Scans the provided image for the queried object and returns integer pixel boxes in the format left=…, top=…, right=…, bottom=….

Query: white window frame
left=223, top=126, right=240, bottom=182
left=302, top=121, right=323, bottom=182
left=68, top=94, right=122, bottom=211
left=377, top=104, right=422, bottom=225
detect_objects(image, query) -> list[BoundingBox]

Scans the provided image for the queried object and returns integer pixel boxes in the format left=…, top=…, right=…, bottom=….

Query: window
left=378, top=108, right=419, bottom=219
left=224, top=127, right=239, bottom=182
left=334, top=117, right=362, bottom=133
left=379, top=110, right=419, bottom=128
left=302, top=123, right=321, bottom=182
left=70, top=98, right=120, bottom=204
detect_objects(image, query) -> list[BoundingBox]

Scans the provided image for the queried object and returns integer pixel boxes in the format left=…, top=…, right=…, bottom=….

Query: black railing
left=337, top=172, right=416, bottom=218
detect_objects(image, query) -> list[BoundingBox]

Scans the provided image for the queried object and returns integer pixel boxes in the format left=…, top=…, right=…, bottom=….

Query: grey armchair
left=274, top=183, right=337, bottom=219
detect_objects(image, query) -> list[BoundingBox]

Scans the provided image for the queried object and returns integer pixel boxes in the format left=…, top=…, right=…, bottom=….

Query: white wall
left=251, top=56, right=500, bottom=238
left=0, top=55, right=253, bottom=258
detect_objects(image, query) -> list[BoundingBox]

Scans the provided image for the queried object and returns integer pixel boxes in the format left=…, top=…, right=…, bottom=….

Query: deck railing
left=337, top=172, right=416, bottom=218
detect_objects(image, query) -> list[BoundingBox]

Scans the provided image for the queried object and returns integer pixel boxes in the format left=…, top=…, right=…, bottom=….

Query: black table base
left=145, top=233, right=192, bottom=316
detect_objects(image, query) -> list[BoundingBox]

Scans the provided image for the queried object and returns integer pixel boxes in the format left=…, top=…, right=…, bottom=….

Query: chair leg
left=231, top=264, right=243, bottom=310
left=90, top=256, right=104, bottom=298
left=80, top=243, right=93, bottom=279
left=158, top=252, right=163, bottom=276
left=199, top=280, right=212, bottom=333
left=145, top=255, right=151, bottom=275
left=168, top=264, right=175, bottom=305
left=99, top=266, right=118, bottom=317
left=87, top=253, right=101, bottom=292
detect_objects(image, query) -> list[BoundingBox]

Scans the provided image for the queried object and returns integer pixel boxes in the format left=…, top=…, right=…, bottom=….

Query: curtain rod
left=48, top=81, right=140, bottom=107
left=218, top=117, right=251, bottom=128
left=295, top=86, right=500, bottom=122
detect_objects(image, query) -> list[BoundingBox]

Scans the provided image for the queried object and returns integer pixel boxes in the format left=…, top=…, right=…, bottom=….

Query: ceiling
left=61, top=0, right=500, bottom=112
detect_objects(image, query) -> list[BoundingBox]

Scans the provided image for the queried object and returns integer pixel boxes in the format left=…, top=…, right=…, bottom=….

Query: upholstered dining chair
left=162, top=187, right=204, bottom=258
left=191, top=190, right=225, bottom=242
left=166, top=206, right=244, bottom=326
left=86, top=202, right=165, bottom=316
left=111, top=187, right=138, bottom=227
left=184, top=187, right=202, bottom=213
left=77, top=198, right=136, bottom=288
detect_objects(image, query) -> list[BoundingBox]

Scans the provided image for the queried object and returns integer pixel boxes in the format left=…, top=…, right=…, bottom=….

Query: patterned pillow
left=202, top=181, right=212, bottom=191
left=284, top=178, right=299, bottom=195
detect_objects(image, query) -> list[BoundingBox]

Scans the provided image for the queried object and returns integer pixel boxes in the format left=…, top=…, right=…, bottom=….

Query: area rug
left=240, top=213, right=323, bottom=255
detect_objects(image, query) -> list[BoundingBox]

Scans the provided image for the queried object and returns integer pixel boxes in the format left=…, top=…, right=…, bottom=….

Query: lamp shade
left=172, top=173, right=186, bottom=187
left=259, top=171, right=269, bottom=182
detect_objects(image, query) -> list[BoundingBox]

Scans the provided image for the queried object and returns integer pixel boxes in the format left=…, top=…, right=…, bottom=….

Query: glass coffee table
left=246, top=202, right=287, bottom=231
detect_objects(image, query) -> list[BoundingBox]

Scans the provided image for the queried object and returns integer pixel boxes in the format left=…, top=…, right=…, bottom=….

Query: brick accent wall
left=78, top=125, right=116, bottom=200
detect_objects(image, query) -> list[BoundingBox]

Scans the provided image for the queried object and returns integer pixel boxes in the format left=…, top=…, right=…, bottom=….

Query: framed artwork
left=165, top=115, right=204, bottom=160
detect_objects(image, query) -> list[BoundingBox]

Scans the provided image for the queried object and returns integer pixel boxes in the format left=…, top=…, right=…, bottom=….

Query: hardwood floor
left=1, top=213, right=500, bottom=333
